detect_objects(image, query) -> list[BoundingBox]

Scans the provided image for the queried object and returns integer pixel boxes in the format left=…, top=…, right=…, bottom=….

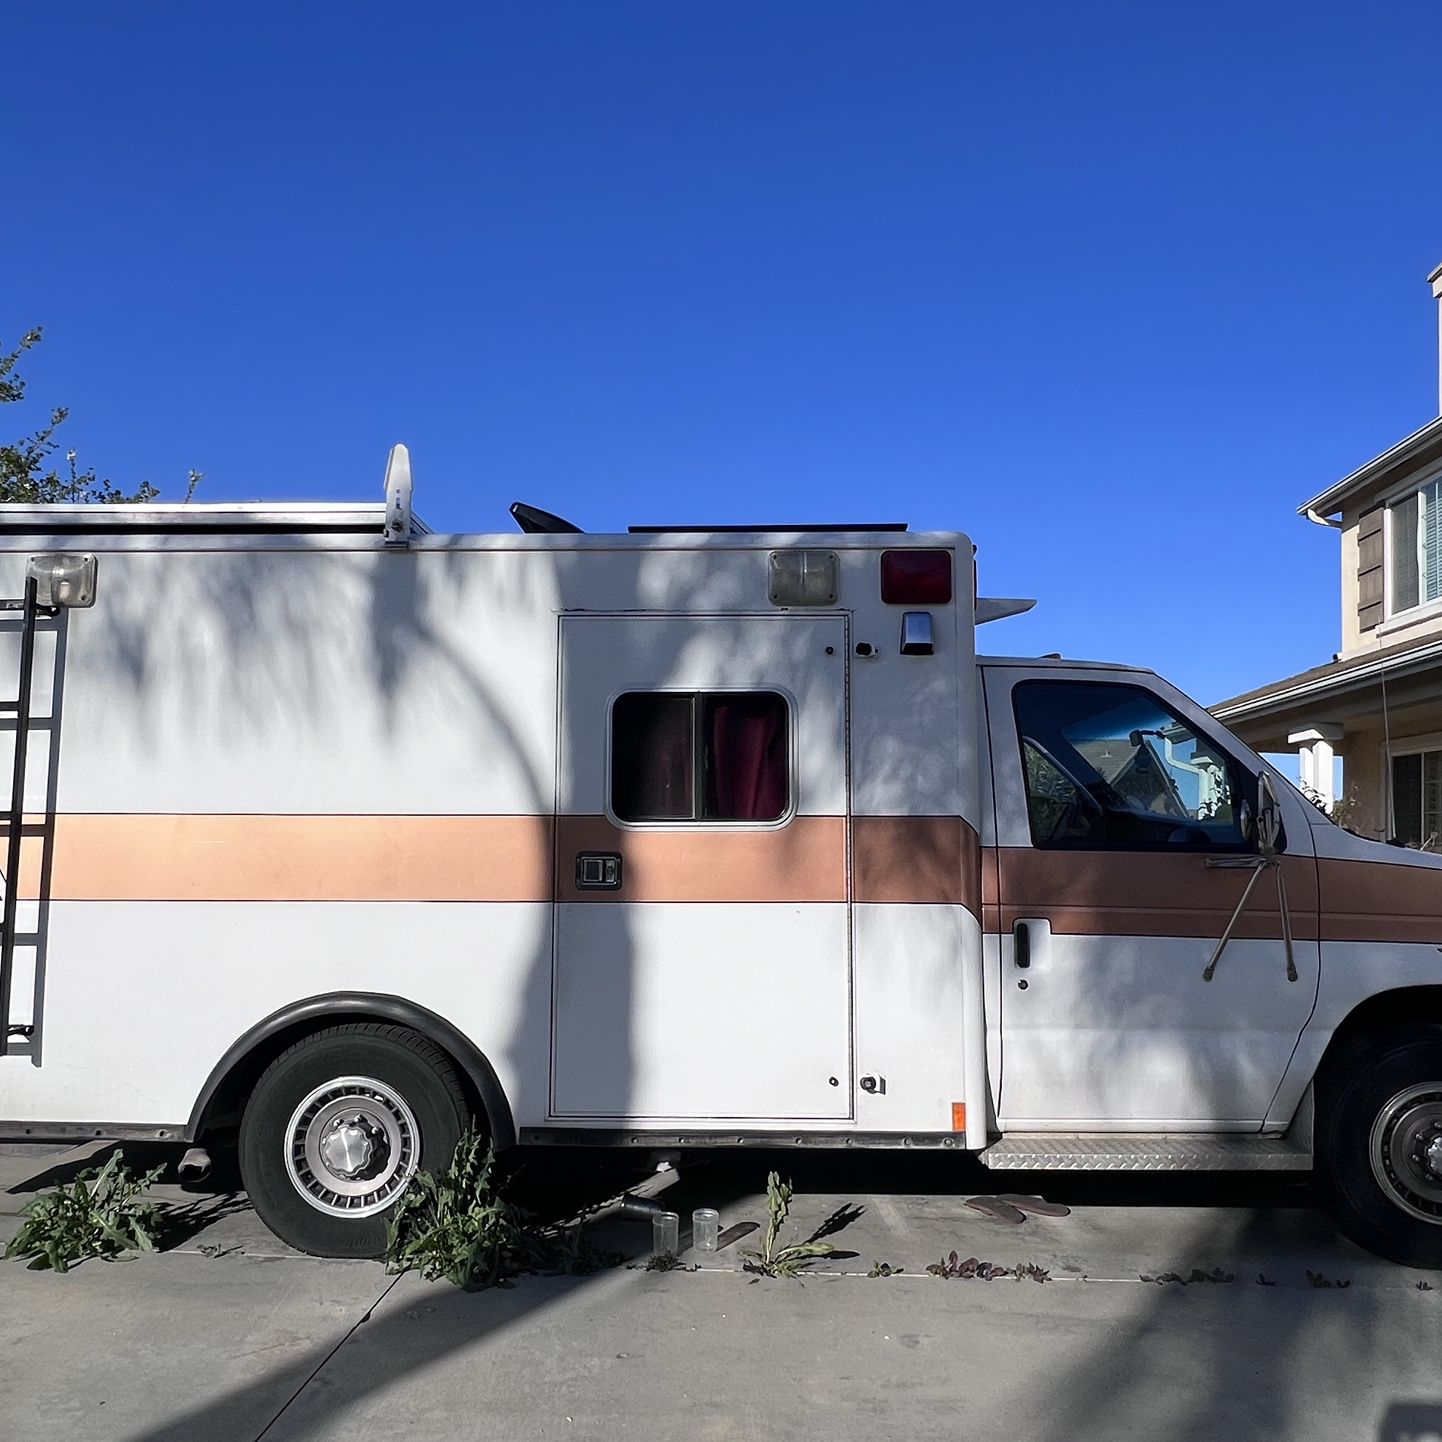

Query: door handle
left=1013, top=920, right=1031, bottom=968
left=575, top=852, right=623, bottom=891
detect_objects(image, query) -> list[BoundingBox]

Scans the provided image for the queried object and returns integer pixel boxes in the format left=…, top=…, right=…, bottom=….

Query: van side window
left=611, top=692, right=790, bottom=823
left=1012, top=680, right=1251, bottom=852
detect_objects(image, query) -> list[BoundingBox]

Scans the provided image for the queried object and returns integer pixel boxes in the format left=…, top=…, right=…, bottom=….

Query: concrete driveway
left=2, top=1142, right=1439, bottom=1442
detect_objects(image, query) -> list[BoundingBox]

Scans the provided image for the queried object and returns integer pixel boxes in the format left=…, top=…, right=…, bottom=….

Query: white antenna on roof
left=382, top=444, right=413, bottom=548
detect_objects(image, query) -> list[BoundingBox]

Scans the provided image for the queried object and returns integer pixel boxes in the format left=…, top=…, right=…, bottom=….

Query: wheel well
left=1318, top=987, right=1442, bottom=1079
left=187, top=993, right=516, bottom=1150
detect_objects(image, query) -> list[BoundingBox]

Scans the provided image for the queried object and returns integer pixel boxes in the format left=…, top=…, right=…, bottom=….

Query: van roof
left=0, top=503, right=965, bottom=553
left=0, top=501, right=431, bottom=537
left=627, top=522, right=909, bottom=534
left=978, top=655, right=1143, bottom=674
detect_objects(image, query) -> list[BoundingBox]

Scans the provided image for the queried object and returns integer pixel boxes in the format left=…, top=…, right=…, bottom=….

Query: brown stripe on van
left=852, top=816, right=980, bottom=915
left=1318, top=858, right=1442, bottom=945
left=554, top=815, right=847, bottom=903
left=19, top=815, right=555, bottom=903
left=980, top=847, right=1002, bottom=934
left=988, top=848, right=1322, bottom=940
left=11, top=813, right=991, bottom=907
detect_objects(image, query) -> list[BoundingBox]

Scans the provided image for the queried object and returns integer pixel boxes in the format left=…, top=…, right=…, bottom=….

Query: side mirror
left=1256, top=773, right=1284, bottom=857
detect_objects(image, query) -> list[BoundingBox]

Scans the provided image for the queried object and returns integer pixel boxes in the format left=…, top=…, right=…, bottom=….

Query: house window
left=610, top=691, right=790, bottom=823
left=1391, top=748, right=1442, bottom=850
left=1389, top=476, right=1442, bottom=615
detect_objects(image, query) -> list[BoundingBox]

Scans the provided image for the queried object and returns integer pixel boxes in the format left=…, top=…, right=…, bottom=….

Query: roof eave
left=1296, top=413, right=1442, bottom=519
left=1212, top=636, right=1442, bottom=722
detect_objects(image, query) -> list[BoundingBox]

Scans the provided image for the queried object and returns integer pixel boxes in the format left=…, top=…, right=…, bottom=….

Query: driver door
left=984, top=667, right=1319, bottom=1129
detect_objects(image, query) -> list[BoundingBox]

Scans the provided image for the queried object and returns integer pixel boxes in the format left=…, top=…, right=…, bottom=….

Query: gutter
left=1212, top=635, right=1442, bottom=722
left=1296, top=413, right=1442, bottom=520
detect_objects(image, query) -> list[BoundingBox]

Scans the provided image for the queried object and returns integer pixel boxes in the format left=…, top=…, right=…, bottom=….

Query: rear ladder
left=0, top=575, right=49, bottom=1055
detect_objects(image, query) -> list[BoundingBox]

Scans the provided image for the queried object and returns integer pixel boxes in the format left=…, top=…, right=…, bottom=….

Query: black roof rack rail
left=627, top=522, right=908, bottom=534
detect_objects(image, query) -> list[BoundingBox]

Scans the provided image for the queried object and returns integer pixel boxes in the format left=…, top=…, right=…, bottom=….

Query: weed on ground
left=4, top=1151, right=163, bottom=1272
left=384, top=1131, right=621, bottom=1291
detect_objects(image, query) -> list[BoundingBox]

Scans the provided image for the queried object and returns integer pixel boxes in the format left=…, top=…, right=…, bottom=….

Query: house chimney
left=1431, top=260, right=1442, bottom=413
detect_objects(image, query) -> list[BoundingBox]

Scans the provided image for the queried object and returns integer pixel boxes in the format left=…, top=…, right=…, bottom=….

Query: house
left=1212, top=263, right=1442, bottom=851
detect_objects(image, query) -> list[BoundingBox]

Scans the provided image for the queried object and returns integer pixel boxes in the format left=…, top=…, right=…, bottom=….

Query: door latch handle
left=1013, top=920, right=1031, bottom=968
left=575, top=852, right=623, bottom=891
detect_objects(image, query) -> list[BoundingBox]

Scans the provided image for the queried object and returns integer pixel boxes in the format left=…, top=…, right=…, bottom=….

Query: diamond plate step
left=979, top=1133, right=1312, bottom=1172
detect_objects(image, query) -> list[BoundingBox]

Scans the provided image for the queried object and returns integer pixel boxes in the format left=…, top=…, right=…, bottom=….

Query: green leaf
left=3, top=1148, right=172, bottom=1273
left=774, top=1242, right=836, bottom=1261
left=382, top=1129, right=617, bottom=1291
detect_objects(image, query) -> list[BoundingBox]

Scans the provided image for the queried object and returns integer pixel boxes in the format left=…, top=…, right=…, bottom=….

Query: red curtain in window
left=708, top=697, right=786, bottom=821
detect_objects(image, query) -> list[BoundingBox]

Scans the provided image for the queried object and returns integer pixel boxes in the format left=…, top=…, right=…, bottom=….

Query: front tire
left=239, top=1023, right=470, bottom=1258
left=1318, top=1025, right=1442, bottom=1270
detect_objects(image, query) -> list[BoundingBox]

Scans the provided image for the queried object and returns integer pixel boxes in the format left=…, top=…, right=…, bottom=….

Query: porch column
left=1288, top=724, right=1344, bottom=811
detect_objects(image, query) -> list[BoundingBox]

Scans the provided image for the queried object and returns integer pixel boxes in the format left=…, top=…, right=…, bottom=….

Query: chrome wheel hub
left=285, top=1077, right=420, bottom=1218
left=1427, top=1134, right=1442, bottom=1177
left=1369, top=1084, right=1442, bottom=1224
left=319, top=1116, right=382, bottom=1180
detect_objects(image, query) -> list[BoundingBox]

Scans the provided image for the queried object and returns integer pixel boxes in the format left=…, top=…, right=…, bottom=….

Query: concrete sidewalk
left=3, top=1143, right=1439, bottom=1441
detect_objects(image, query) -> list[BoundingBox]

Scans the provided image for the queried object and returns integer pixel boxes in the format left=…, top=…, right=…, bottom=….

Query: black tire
left=238, top=1023, right=471, bottom=1259
left=1317, top=1023, right=1442, bottom=1270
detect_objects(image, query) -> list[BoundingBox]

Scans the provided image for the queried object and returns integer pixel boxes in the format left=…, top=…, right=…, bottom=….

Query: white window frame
left=1381, top=468, right=1442, bottom=628
left=604, top=686, right=799, bottom=832
left=1384, top=731, right=1442, bottom=850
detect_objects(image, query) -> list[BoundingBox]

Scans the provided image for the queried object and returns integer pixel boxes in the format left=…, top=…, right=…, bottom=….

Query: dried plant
left=927, top=1251, right=1010, bottom=1280
left=926, top=1252, right=1050, bottom=1282
left=1141, top=1267, right=1235, bottom=1285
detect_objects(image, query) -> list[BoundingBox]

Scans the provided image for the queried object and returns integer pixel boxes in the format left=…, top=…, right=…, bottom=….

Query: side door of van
left=983, top=664, right=1320, bottom=1129
left=551, top=613, right=852, bottom=1125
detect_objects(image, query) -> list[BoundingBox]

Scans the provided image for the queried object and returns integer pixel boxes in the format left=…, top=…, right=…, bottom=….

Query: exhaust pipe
left=589, top=1172, right=680, bottom=1225
left=177, top=1147, right=211, bottom=1181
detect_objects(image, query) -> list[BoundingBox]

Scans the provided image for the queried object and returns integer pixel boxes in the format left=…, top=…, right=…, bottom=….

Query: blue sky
left=5, top=3, right=1441, bottom=705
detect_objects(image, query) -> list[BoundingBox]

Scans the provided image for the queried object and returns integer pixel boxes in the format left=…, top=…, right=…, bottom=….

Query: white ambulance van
left=1, top=449, right=1439, bottom=1266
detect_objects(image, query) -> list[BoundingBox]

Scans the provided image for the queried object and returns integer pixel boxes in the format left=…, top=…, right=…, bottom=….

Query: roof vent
left=510, top=502, right=583, bottom=534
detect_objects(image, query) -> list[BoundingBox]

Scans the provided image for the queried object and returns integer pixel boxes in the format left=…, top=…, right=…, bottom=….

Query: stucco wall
left=1338, top=480, right=1442, bottom=660
left=1338, top=722, right=1386, bottom=838
left=1338, top=718, right=1441, bottom=842
left=1340, top=507, right=1362, bottom=654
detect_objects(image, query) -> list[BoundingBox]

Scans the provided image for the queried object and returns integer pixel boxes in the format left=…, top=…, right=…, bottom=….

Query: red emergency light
left=880, top=549, right=952, bottom=605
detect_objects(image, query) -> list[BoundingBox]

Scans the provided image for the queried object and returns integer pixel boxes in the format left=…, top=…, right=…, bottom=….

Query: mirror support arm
left=1202, top=772, right=1298, bottom=984
left=1202, top=857, right=1269, bottom=982
left=1275, top=858, right=1298, bottom=983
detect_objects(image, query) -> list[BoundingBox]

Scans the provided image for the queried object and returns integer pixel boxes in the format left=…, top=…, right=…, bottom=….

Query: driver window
left=1013, top=680, right=1251, bottom=852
